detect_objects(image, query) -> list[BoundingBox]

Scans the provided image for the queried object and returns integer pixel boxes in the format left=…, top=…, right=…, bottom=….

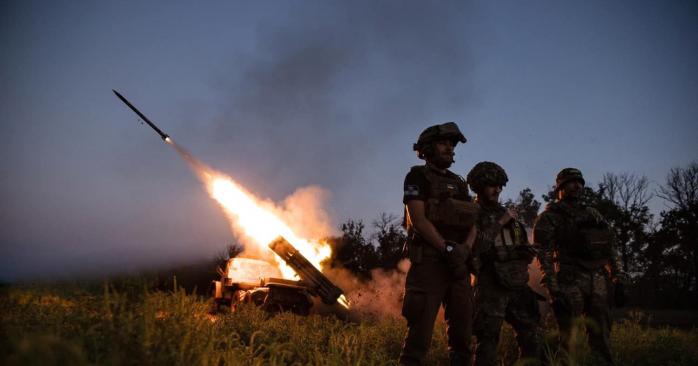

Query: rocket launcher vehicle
left=269, top=236, right=349, bottom=308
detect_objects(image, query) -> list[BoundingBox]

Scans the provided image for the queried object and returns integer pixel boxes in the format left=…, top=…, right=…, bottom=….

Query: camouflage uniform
left=468, top=162, right=542, bottom=366
left=533, top=168, right=623, bottom=365
left=400, top=122, right=477, bottom=366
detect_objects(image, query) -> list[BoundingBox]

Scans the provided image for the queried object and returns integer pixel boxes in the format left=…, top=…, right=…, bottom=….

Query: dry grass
left=1, top=281, right=696, bottom=365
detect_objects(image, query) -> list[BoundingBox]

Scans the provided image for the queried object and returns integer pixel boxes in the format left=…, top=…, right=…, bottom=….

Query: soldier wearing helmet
left=399, top=122, right=478, bottom=366
left=533, top=168, right=625, bottom=365
left=467, top=162, right=542, bottom=366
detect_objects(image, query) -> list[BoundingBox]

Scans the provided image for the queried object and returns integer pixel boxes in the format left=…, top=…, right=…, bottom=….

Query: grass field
left=1, top=280, right=696, bottom=366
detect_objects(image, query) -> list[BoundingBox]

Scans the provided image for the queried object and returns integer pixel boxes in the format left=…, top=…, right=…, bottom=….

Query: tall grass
left=1, top=282, right=696, bottom=365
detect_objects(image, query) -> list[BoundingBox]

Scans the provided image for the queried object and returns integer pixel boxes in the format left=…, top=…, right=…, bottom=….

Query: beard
left=432, top=158, right=452, bottom=169
left=429, top=152, right=454, bottom=169
left=562, top=189, right=582, bottom=201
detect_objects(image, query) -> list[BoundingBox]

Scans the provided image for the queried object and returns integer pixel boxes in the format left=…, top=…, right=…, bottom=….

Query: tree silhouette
left=372, top=213, right=407, bottom=270
left=330, top=219, right=379, bottom=280
left=504, top=187, right=541, bottom=228
left=598, top=173, right=653, bottom=275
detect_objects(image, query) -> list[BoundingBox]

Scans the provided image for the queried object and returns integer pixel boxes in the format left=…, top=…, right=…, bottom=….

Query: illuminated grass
left=1, top=283, right=696, bottom=365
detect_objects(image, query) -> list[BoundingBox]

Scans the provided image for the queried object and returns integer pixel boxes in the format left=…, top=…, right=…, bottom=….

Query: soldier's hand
left=444, top=240, right=469, bottom=280
left=499, top=208, right=518, bottom=225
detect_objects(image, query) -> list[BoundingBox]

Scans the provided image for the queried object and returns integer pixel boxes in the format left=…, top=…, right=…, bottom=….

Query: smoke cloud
left=204, top=1, right=473, bottom=207
left=1, top=1, right=474, bottom=281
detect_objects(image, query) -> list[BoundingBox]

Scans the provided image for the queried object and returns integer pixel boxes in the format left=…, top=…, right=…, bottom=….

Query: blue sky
left=1, top=1, right=696, bottom=280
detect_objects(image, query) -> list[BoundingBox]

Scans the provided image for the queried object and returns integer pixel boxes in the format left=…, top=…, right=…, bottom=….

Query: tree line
left=326, top=161, right=698, bottom=309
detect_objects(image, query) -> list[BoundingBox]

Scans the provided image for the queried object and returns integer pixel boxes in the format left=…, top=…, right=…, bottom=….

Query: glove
left=444, top=240, right=469, bottom=280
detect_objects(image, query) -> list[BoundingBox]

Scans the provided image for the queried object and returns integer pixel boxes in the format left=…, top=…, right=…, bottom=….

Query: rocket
left=112, top=89, right=171, bottom=142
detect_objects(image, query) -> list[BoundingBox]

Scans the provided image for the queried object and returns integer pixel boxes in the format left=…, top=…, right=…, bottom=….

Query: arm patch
left=405, top=185, right=420, bottom=197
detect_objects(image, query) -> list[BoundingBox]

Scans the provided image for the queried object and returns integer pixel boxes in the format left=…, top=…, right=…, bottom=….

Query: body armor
left=476, top=209, right=534, bottom=289
left=404, top=165, right=477, bottom=264
left=417, top=165, right=478, bottom=229
left=552, top=203, right=614, bottom=269
left=491, top=219, right=532, bottom=289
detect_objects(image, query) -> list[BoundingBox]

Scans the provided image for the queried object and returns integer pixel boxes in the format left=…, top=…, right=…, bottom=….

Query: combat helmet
left=555, top=168, right=585, bottom=190
left=413, top=122, right=467, bottom=159
left=467, top=161, right=508, bottom=194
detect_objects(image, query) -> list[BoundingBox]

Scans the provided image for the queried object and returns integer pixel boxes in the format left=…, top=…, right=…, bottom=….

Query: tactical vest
left=403, top=166, right=476, bottom=263
left=551, top=202, right=614, bottom=269
left=418, top=165, right=478, bottom=230
left=490, top=218, right=532, bottom=289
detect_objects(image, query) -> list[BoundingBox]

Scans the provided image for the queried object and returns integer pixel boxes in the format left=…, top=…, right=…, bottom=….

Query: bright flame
left=171, top=142, right=346, bottom=308
left=338, top=294, right=350, bottom=309
left=205, top=172, right=332, bottom=280
left=226, top=258, right=281, bottom=284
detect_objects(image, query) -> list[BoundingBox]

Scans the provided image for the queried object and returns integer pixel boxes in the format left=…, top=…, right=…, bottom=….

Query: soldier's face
left=481, top=185, right=502, bottom=204
left=430, top=139, right=455, bottom=168
left=560, top=180, right=584, bottom=200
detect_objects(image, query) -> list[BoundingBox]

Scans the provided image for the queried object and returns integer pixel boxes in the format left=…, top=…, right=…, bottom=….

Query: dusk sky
left=2, top=1, right=696, bottom=281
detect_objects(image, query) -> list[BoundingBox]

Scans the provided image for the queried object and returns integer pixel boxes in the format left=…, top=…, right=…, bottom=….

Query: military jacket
left=533, top=200, right=621, bottom=290
left=474, top=203, right=534, bottom=289
left=403, top=164, right=477, bottom=244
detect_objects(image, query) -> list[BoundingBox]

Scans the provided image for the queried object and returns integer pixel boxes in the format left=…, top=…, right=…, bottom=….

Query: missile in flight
left=113, top=89, right=171, bottom=142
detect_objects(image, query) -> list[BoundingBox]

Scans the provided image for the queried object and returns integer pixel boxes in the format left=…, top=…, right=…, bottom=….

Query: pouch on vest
left=426, top=199, right=479, bottom=228
left=579, top=227, right=613, bottom=259
left=493, top=260, right=530, bottom=289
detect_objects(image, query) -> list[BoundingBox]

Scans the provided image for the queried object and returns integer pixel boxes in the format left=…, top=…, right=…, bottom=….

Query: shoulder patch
left=404, top=185, right=420, bottom=197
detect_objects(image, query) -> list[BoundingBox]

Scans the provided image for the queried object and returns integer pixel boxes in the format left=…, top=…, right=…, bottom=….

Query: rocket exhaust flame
left=174, top=143, right=347, bottom=308
left=173, top=142, right=333, bottom=280
left=113, top=90, right=346, bottom=308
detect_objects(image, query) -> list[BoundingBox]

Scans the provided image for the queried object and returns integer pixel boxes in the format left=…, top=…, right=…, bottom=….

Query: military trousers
left=473, top=271, right=542, bottom=366
left=554, top=266, right=613, bottom=365
left=399, top=256, right=473, bottom=366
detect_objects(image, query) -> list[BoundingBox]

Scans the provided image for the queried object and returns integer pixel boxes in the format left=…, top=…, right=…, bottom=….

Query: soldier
left=533, top=168, right=625, bottom=365
left=467, top=162, right=542, bottom=366
left=400, top=122, right=479, bottom=366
